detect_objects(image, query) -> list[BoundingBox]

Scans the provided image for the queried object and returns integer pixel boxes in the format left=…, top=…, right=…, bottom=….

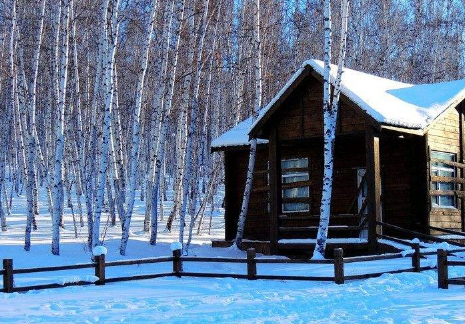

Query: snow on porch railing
left=1, top=245, right=434, bottom=293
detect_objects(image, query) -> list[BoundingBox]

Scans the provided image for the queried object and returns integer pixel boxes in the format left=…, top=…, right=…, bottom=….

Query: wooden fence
left=437, top=249, right=465, bottom=289
left=1, top=245, right=433, bottom=294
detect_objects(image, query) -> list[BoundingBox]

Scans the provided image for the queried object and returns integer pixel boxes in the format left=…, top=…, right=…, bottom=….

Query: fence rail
left=1, top=245, right=432, bottom=294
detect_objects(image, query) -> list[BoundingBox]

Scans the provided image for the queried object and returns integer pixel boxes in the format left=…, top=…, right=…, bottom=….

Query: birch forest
left=0, top=0, right=463, bottom=255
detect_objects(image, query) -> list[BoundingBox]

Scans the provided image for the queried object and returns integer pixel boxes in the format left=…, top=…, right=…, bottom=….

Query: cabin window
left=431, top=151, right=456, bottom=208
left=281, top=158, right=310, bottom=213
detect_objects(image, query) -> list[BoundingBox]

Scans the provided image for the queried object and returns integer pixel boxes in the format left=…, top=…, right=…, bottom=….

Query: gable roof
left=212, top=59, right=465, bottom=149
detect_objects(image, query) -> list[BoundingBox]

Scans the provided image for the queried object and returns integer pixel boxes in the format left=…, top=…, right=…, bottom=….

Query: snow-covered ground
left=2, top=187, right=465, bottom=323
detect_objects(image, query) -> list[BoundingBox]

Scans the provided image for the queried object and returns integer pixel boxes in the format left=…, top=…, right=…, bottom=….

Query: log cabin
left=211, top=59, right=465, bottom=257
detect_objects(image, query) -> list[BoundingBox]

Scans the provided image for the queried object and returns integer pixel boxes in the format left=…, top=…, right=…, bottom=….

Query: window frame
left=431, top=151, right=457, bottom=209
left=281, top=157, right=310, bottom=213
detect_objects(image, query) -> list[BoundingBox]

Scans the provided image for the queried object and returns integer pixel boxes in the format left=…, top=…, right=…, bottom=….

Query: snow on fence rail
left=1, top=244, right=436, bottom=293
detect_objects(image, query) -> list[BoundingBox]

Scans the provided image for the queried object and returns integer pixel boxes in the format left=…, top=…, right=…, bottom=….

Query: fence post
left=437, top=249, right=448, bottom=289
left=173, top=248, right=183, bottom=277
left=247, top=248, right=257, bottom=280
left=3, top=259, right=13, bottom=293
left=411, top=243, right=421, bottom=272
left=95, top=254, right=106, bottom=285
left=334, top=248, right=344, bottom=284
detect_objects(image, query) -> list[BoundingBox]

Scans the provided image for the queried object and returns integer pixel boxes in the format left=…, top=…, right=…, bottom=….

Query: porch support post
left=269, top=126, right=281, bottom=254
left=365, top=126, right=382, bottom=252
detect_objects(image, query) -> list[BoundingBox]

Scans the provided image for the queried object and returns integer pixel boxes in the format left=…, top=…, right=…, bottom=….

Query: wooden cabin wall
left=275, top=74, right=367, bottom=141
left=280, top=135, right=366, bottom=217
left=380, top=135, right=427, bottom=232
left=426, top=106, right=462, bottom=230
left=224, top=148, right=270, bottom=241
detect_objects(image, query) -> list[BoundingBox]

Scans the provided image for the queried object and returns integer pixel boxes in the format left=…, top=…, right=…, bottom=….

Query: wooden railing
left=436, top=248, right=465, bottom=289
left=1, top=246, right=434, bottom=293
left=376, top=221, right=465, bottom=247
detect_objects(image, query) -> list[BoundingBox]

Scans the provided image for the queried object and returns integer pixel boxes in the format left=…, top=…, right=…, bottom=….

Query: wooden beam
left=460, top=103, right=465, bottom=231
left=425, top=136, right=431, bottom=233
left=268, top=126, right=281, bottom=254
left=223, top=152, right=234, bottom=241
left=365, top=126, right=382, bottom=253
left=430, top=176, right=465, bottom=184
left=430, top=158, right=465, bottom=169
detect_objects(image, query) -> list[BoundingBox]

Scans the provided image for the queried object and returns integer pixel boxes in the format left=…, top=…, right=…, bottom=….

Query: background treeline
left=0, top=0, right=463, bottom=255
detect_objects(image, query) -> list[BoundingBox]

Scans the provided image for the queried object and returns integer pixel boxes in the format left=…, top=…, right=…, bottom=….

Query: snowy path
left=2, top=270, right=465, bottom=324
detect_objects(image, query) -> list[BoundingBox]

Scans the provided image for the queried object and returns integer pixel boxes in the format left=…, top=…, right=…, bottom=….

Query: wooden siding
left=380, top=134, right=427, bottom=233
left=426, top=107, right=462, bottom=230
left=275, top=75, right=367, bottom=141
left=224, top=149, right=270, bottom=241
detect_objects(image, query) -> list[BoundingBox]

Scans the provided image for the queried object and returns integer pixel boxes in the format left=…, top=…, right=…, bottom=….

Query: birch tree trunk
left=4, top=0, right=17, bottom=233
left=51, top=0, right=71, bottom=255
left=92, top=0, right=119, bottom=248
left=120, top=1, right=158, bottom=255
left=235, top=0, right=262, bottom=249
left=149, top=0, right=186, bottom=245
left=313, top=0, right=350, bottom=259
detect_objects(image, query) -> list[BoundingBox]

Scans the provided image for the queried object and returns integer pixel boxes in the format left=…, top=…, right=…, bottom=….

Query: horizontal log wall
left=427, top=106, right=462, bottom=230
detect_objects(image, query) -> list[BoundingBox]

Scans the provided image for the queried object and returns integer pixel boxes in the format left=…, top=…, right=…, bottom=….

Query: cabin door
left=357, top=168, right=382, bottom=239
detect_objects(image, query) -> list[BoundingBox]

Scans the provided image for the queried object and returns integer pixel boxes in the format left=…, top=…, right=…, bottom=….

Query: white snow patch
left=278, top=238, right=368, bottom=244
left=92, top=245, right=108, bottom=256
left=210, top=117, right=269, bottom=149
left=59, top=275, right=99, bottom=285
left=170, top=241, right=183, bottom=251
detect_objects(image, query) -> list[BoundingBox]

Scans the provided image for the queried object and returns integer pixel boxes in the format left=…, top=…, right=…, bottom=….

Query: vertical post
left=268, top=126, right=281, bottom=254
left=460, top=104, right=465, bottom=231
left=365, top=126, right=381, bottom=253
left=411, top=243, right=421, bottom=272
left=95, top=254, right=106, bottom=285
left=247, top=248, right=257, bottom=280
left=437, top=249, right=448, bottom=289
left=3, top=259, right=13, bottom=293
left=333, top=248, right=344, bottom=284
left=224, top=152, right=234, bottom=241
left=173, top=248, right=183, bottom=277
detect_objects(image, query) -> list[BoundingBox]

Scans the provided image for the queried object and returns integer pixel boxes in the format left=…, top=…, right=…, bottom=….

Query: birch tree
left=235, top=0, right=262, bottom=249
left=120, top=1, right=158, bottom=255
left=313, top=0, right=350, bottom=259
left=92, top=0, right=120, bottom=249
left=51, top=0, right=71, bottom=255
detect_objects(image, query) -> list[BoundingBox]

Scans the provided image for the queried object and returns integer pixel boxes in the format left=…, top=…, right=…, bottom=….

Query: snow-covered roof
left=211, top=117, right=269, bottom=150
left=212, top=59, right=465, bottom=149
left=301, top=60, right=465, bottom=129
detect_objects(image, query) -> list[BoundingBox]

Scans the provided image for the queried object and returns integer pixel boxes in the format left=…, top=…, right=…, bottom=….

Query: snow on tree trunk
left=235, top=0, right=262, bottom=249
left=313, top=0, right=350, bottom=259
